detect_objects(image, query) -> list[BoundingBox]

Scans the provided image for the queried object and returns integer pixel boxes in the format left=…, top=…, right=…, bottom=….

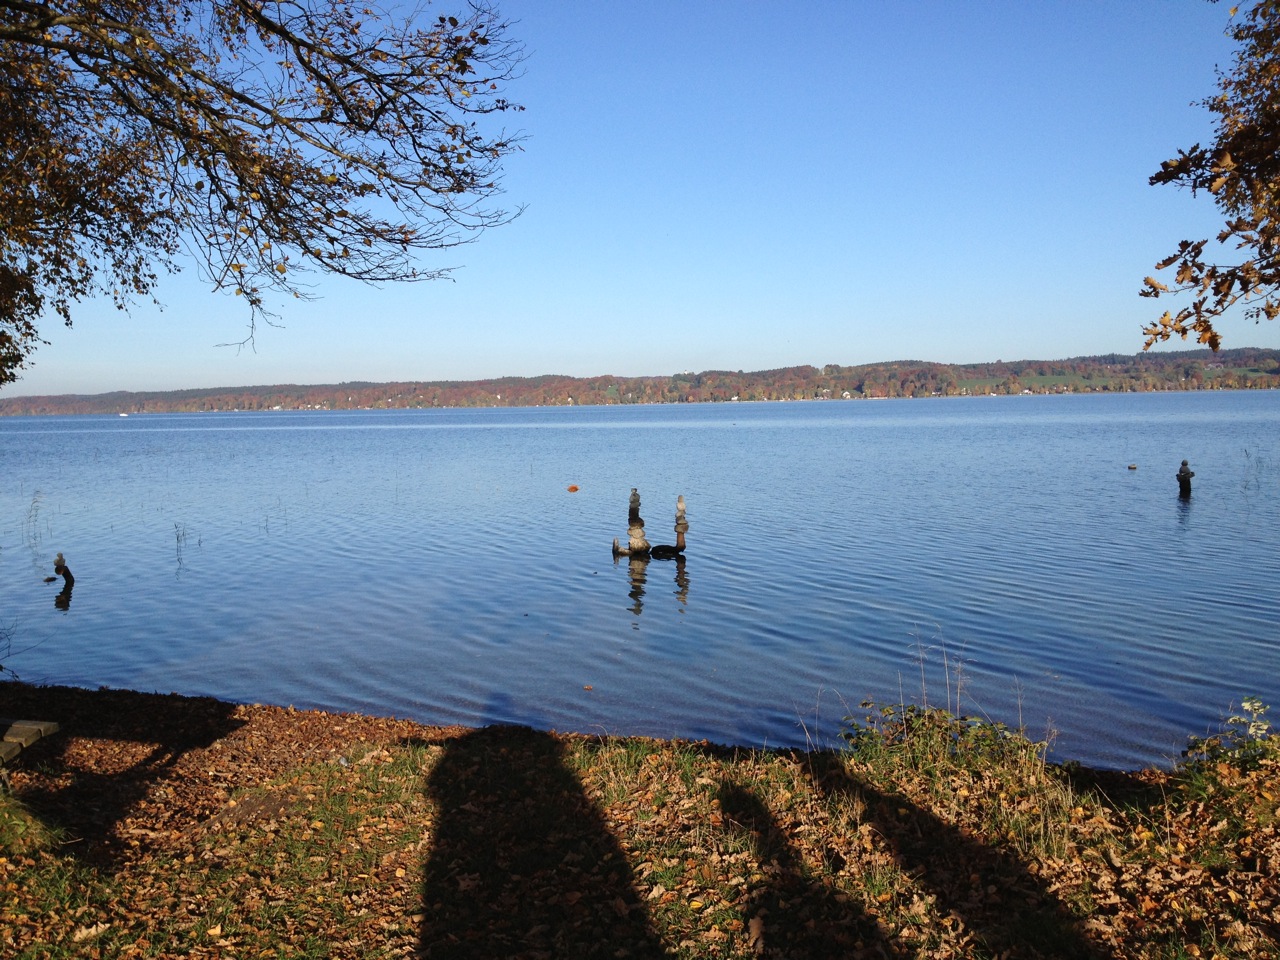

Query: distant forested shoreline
left=2, top=348, right=1278, bottom=416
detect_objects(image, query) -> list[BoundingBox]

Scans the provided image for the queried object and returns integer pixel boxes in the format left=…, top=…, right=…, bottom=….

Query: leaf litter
left=0, top=683, right=1276, bottom=958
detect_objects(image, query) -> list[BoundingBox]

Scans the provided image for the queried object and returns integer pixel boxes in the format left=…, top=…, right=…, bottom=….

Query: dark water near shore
left=2, top=392, right=1278, bottom=769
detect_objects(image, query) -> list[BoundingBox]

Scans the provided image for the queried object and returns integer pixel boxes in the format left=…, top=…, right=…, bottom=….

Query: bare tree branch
left=0, top=0, right=525, bottom=384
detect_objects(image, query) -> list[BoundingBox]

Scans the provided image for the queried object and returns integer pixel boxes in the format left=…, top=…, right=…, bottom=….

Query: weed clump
left=1182, top=696, right=1273, bottom=771
left=842, top=702, right=1085, bottom=861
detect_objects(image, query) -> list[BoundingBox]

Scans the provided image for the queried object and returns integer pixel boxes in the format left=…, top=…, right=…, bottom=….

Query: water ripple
left=2, top=394, right=1279, bottom=768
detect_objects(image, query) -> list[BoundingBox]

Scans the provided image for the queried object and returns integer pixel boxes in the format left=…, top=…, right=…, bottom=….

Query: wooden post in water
left=44, top=552, right=74, bottom=610
left=612, top=487, right=651, bottom=557
left=613, top=490, right=688, bottom=558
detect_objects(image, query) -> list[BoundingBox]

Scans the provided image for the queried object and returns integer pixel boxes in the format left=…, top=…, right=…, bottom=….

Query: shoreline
left=0, top=677, right=1194, bottom=774
left=3, top=346, right=1279, bottom=414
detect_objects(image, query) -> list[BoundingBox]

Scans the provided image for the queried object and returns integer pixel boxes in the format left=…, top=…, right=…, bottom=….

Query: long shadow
left=416, top=725, right=666, bottom=959
left=1059, top=764, right=1169, bottom=817
left=0, top=682, right=244, bottom=867
left=805, top=753, right=1109, bottom=959
left=718, top=782, right=898, bottom=958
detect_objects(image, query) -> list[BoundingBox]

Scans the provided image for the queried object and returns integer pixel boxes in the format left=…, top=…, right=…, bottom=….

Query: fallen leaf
left=748, top=915, right=765, bottom=950
left=73, top=922, right=111, bottom=942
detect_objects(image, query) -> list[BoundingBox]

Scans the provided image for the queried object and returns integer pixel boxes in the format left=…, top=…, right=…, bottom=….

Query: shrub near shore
left=0, top=683, right=1277, bottom=959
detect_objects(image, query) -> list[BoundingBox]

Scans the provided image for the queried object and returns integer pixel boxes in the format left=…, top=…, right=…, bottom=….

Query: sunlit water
left=2, top=392, right=1278, bottom=769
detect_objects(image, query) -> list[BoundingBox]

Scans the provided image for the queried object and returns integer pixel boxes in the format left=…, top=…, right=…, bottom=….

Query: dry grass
left=0, top=683, right=1277, bottom=959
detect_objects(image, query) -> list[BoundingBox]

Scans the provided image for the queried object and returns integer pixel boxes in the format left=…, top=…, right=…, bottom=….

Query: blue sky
left=10, top=0, right=1280, bottom=397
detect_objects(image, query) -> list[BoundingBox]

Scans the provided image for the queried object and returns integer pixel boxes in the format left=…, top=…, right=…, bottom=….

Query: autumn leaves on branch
left=1143, top=0, right=1280, bottom=353
left=0, top=0, right=525, bottom=384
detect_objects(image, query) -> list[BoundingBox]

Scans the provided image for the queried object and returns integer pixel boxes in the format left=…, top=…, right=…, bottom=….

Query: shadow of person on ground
left=0, top=683, right=244, bottom=868
left=806, top=752, right=1109, bottom=959
left=718, top=781, right=897, bottom=959
left=1059, top=764, right=1169, bottom=818
left=416, top=725, right=666, bottom=959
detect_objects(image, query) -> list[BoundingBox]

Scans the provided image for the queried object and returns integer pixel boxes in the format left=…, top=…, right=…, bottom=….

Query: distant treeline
left=2, top=348, right=1278, bottom=416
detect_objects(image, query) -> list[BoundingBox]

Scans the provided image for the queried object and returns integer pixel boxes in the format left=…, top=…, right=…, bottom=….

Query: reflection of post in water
left=613, top=491, right=690, bottom=614
left=44, top=551, right=74, bottom=610
left=627, top=555, right=648, bottom=615
left=625, top=555, right=691, bottom=616
left=673, top=554, right=689, bottom=606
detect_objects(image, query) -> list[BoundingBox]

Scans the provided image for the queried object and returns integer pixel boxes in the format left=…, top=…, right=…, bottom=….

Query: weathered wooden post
left=613, top=490, right=687, bottom=558
left=613, top=487, right=651, bottom=557
left=650, top=495, right=687, bottom=559
left=45, top=552, right=74, bottom=610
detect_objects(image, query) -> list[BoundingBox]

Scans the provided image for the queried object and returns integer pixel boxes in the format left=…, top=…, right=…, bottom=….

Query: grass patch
left=0, top=686, right=1277, bottom=959
left=841, top=701, right=1086, bottom=861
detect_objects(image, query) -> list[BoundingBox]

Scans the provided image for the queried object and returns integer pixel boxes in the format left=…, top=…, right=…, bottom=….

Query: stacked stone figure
left=612, top=489, right=687, bottom=559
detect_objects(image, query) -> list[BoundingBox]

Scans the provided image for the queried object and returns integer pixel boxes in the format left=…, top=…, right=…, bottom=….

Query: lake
left=2, top=391, right=1278, bottom=770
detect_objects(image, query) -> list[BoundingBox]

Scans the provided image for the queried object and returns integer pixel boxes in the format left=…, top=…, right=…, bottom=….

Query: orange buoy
left=567, top=484, right=579, bottom=492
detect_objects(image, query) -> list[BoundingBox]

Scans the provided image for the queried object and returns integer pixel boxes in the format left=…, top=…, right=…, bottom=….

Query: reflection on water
left=619, top=553, right=691, bottom=616
left=672, top=554, right=689, bottom=605
left=1176, top=495, right=1192, bottom=525
left=625, top=555, right=646, bottom=615
left=2, top=393, right=1279, bottom=769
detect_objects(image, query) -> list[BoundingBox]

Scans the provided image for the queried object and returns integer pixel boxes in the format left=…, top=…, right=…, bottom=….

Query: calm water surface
left=2, top=392, right=1278, bottom=769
